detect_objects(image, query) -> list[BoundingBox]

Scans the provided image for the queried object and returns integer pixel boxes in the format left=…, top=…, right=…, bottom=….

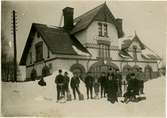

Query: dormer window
left=98, top=22, right=108, bottom=37
left=98, top=23, right=103, bottom=36
left=104, top=24, right=108, bottom=37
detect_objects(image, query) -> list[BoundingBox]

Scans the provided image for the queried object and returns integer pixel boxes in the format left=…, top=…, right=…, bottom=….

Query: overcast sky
left=2, top=0, right=167, bottom=63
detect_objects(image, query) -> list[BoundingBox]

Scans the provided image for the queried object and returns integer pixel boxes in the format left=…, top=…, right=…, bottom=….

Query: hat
left=59, top=69, right=62, bottom=73
left=130, top=73, right=135, bottom=76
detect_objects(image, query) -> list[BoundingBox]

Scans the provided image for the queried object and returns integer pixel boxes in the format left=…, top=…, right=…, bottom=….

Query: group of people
left=39, top=67, right=146, bottom=104
left=55, top=70, right=84, bottom=101
left=84, top=67, right=145, bottom=103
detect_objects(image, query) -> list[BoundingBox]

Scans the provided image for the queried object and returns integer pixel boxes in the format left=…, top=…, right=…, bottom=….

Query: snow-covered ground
left=1, top=76, right=165, bottom=117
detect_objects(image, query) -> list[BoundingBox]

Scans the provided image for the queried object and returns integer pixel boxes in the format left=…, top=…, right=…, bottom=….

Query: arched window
left=132, top=65, right=141, bottom=73
left=123, top=64, right=132, bottom=75
left=88, top=61, right=119, bottom=79
left=70, top=63, right=86, bottom=80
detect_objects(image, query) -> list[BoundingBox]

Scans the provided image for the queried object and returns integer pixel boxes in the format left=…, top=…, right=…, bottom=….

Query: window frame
left=35, top=41, right=43, bottom=62
left=98, top=22, right=108, bottom=37
left=103, top=24, right=108, bottom=37
left=98, top=22, right=103, bottom=37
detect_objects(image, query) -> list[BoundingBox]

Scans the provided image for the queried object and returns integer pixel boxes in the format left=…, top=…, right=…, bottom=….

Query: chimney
left=116, top=18, right=124, bottom=38
left=63, top=7, right=74, bottom=31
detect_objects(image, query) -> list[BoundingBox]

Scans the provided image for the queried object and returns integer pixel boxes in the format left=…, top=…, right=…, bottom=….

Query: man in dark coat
left=70, top=73, right=80, bottom=100
left=126, top=69, right=131, bottom=83
left=115, top=69, right=122, bottom=97
left=55, top=69, right=65, bottom=101
left=106, top=73, right=118, bottom=103
left=136, top=68, right=145, bottom=95
left=64, top=72, right=70, bottom=94
left=85, top=72, right=94, bottom=99
left=123, top=73, right=139, bottom=103
left=98, top=72, right=107, bottom=98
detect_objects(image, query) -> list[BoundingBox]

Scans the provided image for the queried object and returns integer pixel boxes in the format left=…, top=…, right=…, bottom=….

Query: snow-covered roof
left=118, top=34, right=161, bottom=61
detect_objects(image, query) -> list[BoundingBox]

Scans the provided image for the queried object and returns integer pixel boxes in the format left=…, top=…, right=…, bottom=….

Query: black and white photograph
left=1, top=0, right=166, bottom=117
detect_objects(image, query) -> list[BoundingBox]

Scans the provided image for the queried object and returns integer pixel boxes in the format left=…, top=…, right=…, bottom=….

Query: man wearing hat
left=85, top=72, right=94, bottom=99
left=55, top=69, right=65, bottom=101
left=136, top=68, right=145, bottom=95
left=64, top=72, right=70, bottom=95
left=98, top=72, right=107, bottom=98
left=123, top=73, right=139, bottom=103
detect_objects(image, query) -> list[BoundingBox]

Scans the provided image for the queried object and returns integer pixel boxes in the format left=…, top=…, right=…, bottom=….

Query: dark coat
left=106, top=79, right=118, bottom=94
left=70, top=77, right=80, bottom=88
left=126, top=73, right=131, bottom=82
left=55, top=74, right=65, bottom=86
left=115, top=73, right=122, bottom=88
left=64, top=76, right=70, bottom=89
left=85, top=75, right=94, bottom=87
left=98, top=76, right=107, bottom=87
left=106, top=78, right=118, bottom=103
left=127, top=78, right=139, bottom=96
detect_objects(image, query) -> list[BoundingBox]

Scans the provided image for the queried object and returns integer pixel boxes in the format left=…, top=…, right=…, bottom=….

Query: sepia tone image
left=1, top=0, right=166, bottom=117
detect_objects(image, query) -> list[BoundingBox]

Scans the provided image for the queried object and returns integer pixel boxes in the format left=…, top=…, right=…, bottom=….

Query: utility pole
left=12, top=10, right=17, bottom=82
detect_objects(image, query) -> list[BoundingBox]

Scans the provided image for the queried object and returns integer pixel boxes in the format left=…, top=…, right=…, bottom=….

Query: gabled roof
left=71, top=3, right=124, bottom=38
left=132, top=34, right=145, bottom=50
left=20, top=23, right=90, bottom=65
left=71, top=3, right=104, bottom=34
left=119, top=34, right=161, bottom=61
left=121, top=34, right=145, bottom=50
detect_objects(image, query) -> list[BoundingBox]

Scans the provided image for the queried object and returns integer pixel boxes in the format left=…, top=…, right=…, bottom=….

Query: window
left=47, top=48, right=50, bottom=58
left=99, top=44, right=110, bottom=58
left=98, top=23, right=108, bottom=37
left=35, top=42, right=43, bottom=62
left=104, top=24, right=108, bottom=37
left=30, top=52, right=32, bottom=64
left=49, top=63, right=52, bottom=69
left=133, top=46, right=137, bottom=60
left=98, top=23, right=103, bottom=37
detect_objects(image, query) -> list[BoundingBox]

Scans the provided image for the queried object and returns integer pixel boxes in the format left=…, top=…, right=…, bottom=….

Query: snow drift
left=1, top=76, right=165, bottom=117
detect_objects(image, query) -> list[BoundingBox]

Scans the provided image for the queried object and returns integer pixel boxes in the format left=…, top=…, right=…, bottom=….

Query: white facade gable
left=75, top=21, right=119, bottom=47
